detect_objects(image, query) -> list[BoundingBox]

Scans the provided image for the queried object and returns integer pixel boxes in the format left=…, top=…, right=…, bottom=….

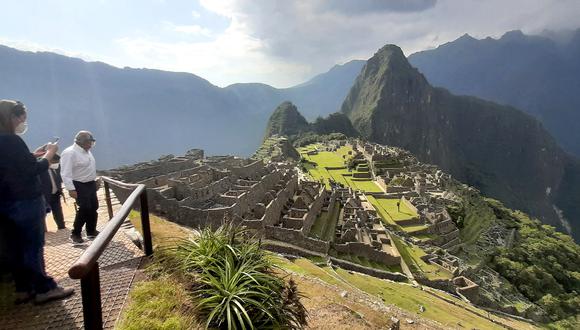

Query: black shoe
left=70, top=233, right=84, bottom=244
left=86, top=230, right=100, bottom=239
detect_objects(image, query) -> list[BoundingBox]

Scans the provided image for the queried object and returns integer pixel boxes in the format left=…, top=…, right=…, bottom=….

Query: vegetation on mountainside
left=486, top=200, right=580, bottom=324
left=264, top=101, right=310, bottom=139
left=408, top=29, right=580, bottom=157
left=264, top=101, right=358, bottom=146
left=293, top=132, right=349, bottom=147
left=311, top=112, right=359, bottom=136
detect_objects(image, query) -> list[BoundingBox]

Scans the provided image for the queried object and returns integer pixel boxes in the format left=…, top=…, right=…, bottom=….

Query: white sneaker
left=34, top=286, right=74, bottom=304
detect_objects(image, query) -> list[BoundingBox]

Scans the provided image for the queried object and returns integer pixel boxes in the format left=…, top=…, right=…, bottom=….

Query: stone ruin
left=103, top=149, right=296, bottom=230
left=333, top=190, right=401, bottom=266
left=103, top=148, right=402, bottom=275
left=453, top=276, right=480, bottom=304
left=353, top=140, right=461, bottom=249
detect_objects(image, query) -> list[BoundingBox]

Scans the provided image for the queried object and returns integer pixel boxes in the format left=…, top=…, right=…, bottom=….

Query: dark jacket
left=0, top=134, right=49, bottom=203
left=39, top=167, right=63, bottom=203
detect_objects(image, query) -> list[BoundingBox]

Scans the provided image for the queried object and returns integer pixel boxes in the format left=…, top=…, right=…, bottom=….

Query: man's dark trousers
left=48, top=193, right=65, bottom=229
left=72, top=180, right=98, bottom=235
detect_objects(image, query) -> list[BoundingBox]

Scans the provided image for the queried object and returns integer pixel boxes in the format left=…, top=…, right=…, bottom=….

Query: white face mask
left=15, top=121, right=28, bottom=135
left=50, top=163, right=60, bottom=170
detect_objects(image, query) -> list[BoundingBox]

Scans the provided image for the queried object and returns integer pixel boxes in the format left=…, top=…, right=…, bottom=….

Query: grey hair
left=75, top=130, right=95, bottom=144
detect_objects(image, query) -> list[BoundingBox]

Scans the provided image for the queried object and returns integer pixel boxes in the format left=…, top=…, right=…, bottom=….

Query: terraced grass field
left=367, top=196, right=418, bottom=221
left=299, top=144, right=383, bottom=192
left=366, top=196, right=431, bottom=235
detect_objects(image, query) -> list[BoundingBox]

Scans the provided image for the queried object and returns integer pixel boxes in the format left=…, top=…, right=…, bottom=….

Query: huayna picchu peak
left=341, top=43, right=580, bottom=242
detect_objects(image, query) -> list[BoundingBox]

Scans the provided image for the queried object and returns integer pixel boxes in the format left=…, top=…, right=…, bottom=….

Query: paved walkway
left=0, top=189, right=144, bottom=329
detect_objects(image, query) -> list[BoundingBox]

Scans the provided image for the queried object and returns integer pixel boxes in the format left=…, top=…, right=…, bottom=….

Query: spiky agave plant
left=167, top=224, right=307, bottom=329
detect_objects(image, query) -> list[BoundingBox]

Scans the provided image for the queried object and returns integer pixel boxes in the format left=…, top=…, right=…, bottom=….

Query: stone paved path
left=0, top=189, right=144, bottom=329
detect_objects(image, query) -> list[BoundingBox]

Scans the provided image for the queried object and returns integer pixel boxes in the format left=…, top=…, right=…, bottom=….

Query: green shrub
left=161, top=225, right=307, bottom=329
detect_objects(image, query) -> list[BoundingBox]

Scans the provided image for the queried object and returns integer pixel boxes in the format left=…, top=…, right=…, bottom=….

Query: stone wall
left=260, top=175, right=298, bottom=227
left=264, top=226, right=330, bottom=254
left=333, top=242, right=400, bottom=266
left=376, top=176, right=388, bottom=192
left=453, top=276, right=480, bottom=304
left=329, top=257, right=407, bottom=282
left=385, top=186, right=410, bottom=193
left=231, top=160, right=266, bottom=180
left=401, top=196, right=419, bottom=214
left=262, top=242, right=325, bottom=259
left=109, top=157, right=198, bottom=182
left=301, top=187, right=327, bottom=235
left=429, top=219, right=456, bottom=234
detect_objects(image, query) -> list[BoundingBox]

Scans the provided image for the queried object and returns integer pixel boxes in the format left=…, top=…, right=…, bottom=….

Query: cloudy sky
left=1, top=0, right=579, bottom=87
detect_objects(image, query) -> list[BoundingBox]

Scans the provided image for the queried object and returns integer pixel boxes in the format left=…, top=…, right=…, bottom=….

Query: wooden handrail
left=68, top=183, right=145, bottom=279
left=67, top=176, right=153, bottom=330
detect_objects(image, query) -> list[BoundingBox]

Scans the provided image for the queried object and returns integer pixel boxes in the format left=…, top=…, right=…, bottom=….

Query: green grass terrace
left=298, top=144, right=383, bottom=193
left=366, top=196, right=430, bottom=235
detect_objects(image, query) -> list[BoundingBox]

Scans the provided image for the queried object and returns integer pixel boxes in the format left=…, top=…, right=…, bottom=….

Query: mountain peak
left=372, top=44, right=407, bottom=66
left=341, top=43, right=430, bottom=135
left=264, top=101, right=309, bottom=138
left=500, top=30, right=525, bottom=41
left=360, top=43, right=420, bottom=81
left=456, top=33, right=477, bottom=42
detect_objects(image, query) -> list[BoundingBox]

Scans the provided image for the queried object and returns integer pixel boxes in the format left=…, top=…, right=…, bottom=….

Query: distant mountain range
left=409, top=29, right=580, bottom=157
left=0, top=45, right=363, bottom=168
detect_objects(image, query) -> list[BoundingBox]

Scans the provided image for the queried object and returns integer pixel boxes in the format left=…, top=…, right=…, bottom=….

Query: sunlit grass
left=391, top=236, right=452, bottom=280
left=118, top=276, right=198, bottom=330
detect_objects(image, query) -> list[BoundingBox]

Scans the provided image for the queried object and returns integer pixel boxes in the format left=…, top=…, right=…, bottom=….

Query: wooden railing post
left=80, top=263, right=103, bottom=330
left=103, top=181, right=114, bottom=220
left=70, top=177, right=154, bottom=330
left=140, top=190, right=153, bottom=256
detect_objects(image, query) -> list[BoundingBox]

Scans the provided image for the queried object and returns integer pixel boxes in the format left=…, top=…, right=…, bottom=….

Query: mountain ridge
left=342, top=44, right=580, bottom=240
left=0, top=44, right=362, bottom=168
left=409, top=29, right=580, bottom=156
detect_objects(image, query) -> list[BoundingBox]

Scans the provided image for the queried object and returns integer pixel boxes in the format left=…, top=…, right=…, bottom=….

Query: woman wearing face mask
left=0, top=99, right=74, bottom=304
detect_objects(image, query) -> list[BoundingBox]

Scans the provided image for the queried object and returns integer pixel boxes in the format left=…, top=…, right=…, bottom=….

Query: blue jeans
left=0, top=197, right=57, bottom=294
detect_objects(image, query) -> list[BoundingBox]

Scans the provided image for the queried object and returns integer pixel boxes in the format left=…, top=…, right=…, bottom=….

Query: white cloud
left=11, top=0, right=578, bottom=88
left=162, top=21, right=212, bottom=37
left=194, top=0, right=580, bottom=83
left=115, top=20, right=312, bottom=87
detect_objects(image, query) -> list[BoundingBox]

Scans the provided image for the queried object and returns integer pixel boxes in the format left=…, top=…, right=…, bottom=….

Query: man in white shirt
left=60, top=131, right=99, bottom=244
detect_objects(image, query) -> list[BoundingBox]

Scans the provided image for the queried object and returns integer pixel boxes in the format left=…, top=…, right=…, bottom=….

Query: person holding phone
left=0, top=99, right=74, bottom=304
left=60, top=130, right=99, bottom=244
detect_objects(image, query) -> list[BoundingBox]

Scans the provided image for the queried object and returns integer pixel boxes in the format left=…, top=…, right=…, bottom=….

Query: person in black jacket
left=0, top=100, right=74, bottom=304
left=39, top=154, right=65, bottom=230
